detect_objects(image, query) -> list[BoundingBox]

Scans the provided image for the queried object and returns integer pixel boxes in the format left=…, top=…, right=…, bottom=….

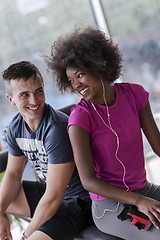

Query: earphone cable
left=90, top=79, right=129, bottom=219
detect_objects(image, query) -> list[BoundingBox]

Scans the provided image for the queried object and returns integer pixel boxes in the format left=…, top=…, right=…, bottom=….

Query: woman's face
left=66, top=67, right=104, bottom=104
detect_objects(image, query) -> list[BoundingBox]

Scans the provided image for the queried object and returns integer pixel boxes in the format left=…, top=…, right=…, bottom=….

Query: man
left=0, top=61, right=92, bottom=240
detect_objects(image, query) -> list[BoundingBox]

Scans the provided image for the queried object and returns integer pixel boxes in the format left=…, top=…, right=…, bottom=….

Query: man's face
left=7, top=73, right=45, bottom=130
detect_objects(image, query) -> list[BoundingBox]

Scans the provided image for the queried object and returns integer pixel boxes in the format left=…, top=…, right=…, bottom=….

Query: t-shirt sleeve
left=45, top=123, right=74, bottom=164
left=129, top=83, right=149, bottom=115
left=6, top=123, right=24, bottom=156
left=68, top=105, right=91, bottom=135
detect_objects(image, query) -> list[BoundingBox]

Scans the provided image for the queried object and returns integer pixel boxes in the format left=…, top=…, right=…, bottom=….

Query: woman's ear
left=6, top=94, right=16, bottom=105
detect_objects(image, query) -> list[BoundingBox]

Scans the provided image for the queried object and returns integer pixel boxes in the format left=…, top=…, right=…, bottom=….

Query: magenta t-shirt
left=68, top=83, right=149, bottom=200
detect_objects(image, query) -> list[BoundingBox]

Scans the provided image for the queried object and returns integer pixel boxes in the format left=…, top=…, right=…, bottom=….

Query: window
left=0, top=0, right=159, bottom=151
left=0, top=0, right=94, bottom=148
left=101, top=0, right=160, bottom=156
left=101, top=0, right=160, bottom=113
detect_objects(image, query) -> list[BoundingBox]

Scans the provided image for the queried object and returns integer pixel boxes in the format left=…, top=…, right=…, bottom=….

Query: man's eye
left=37, top=89, right=43, bottom=93
left=21, top=93, right=28, bottom=98
left=35, top=89, right=44, bottom=95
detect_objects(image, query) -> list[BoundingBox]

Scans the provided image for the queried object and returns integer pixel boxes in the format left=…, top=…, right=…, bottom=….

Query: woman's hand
left=136, top=196, right=160, bottom=229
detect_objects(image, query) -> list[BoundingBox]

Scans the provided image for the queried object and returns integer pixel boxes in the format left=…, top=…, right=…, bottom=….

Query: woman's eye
left=69, top=79, right=74, bottom=84
left=78, top=73, right=84, bottom=78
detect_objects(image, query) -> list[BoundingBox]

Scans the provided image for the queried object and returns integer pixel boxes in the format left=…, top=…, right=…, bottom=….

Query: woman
left=47, top=27, right=160, bottom=239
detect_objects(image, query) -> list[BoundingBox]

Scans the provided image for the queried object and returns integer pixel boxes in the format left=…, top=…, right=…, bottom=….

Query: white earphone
left=91, top=78, right=129, bottom=219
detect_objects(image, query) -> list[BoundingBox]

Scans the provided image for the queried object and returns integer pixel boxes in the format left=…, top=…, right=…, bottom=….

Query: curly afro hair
left=47, top=27, right=123, bottom=93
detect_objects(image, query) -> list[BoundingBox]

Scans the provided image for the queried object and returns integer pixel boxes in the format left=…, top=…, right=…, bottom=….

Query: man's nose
left=29, top=94, right=38, bottom=104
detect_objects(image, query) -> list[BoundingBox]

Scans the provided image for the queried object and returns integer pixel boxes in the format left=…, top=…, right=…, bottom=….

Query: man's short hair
left=2, top=61, right=43, bottom=96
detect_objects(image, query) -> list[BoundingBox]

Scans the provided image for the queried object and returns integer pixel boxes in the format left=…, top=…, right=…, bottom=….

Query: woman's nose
left=74, top=79, right=81, bottom=89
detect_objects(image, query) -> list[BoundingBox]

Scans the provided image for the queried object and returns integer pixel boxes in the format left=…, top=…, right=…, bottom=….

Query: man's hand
left=0, top=213, right=12, bottom=240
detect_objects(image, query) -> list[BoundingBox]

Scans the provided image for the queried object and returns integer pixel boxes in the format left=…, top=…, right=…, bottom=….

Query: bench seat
left=0, top=150, right=123, bottom=240
left=79, top=224, right=123, bottom=239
